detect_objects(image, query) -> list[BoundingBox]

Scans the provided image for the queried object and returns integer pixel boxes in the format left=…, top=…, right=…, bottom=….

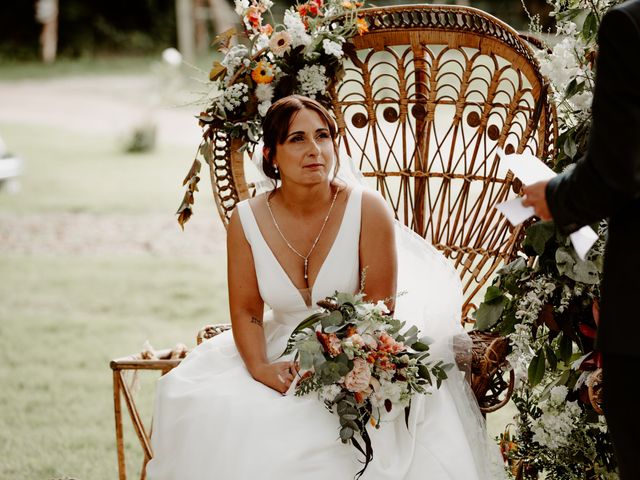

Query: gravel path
left=0, top=74, right=203, bottom=147
left=0, top=212, right=227, bottom=256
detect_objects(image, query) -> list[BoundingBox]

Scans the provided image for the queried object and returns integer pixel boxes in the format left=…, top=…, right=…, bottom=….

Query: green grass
left=0, top=254, right=228, bottom=480
left=0, top=122, right=210, bottom=215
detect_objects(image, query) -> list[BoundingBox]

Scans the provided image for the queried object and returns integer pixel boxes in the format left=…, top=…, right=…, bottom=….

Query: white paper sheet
left=495, top=150, right=597, bottom=260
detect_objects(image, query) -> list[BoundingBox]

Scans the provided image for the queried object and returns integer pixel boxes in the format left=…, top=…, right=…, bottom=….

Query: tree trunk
left=176, top=0, right=196, bottom=62
left=36, top=0, right=59, bottom=63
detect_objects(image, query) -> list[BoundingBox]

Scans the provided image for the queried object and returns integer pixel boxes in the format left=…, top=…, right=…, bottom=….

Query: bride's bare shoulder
left=360, top=189, right=394, bottom=227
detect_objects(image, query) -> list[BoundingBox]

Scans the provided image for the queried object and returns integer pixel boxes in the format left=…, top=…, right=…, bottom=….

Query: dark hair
left=261, top=95, right=340, bottom=181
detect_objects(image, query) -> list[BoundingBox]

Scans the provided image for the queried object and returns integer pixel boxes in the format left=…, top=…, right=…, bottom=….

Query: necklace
left=266, top=186, right=340, bottom=282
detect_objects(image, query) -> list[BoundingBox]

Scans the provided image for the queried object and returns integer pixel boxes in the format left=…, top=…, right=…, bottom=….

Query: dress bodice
left=236, top=188, right=362, bottom=317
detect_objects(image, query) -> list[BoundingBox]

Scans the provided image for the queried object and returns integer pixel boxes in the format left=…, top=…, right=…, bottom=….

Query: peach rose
left=316, top=331, right=342, bottom=357
left=344, top=357, right=371, bottom=392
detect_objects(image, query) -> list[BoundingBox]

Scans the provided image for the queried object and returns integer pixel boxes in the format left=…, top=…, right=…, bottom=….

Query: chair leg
left=113, top=370, right=127, bottom=480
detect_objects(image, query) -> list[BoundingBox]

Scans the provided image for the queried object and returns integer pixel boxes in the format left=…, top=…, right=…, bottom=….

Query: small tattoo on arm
left=250, top=316, right=263, bottom=327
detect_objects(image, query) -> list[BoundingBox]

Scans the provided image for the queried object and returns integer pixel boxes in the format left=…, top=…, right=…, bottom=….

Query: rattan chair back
left=208, top=4, right=557, bottom=321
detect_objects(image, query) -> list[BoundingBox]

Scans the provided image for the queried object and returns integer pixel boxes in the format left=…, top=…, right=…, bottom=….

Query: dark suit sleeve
left=545, top=7, right=640, bottom=234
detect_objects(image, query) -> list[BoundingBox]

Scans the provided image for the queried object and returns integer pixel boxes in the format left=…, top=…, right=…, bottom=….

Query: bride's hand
left=251, top=361, right=300, bottom=394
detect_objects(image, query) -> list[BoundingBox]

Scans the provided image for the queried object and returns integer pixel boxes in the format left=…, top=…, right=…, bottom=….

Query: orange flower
left=246, top=5, right=262, bottom=29
left=342, top=1, right=354, bottom=9
left=251, top=61, right=275, bottom=84
left=307, top=1, right=320, bottom=16
left=261, top=23, right=273, bottom=36
left=298, top=4, right=308, bottom=16
left=356, top=17, right=369, bottom=35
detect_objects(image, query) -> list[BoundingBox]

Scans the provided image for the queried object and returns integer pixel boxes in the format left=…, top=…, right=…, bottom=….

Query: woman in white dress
left=146, top=95, right=506, bottom=480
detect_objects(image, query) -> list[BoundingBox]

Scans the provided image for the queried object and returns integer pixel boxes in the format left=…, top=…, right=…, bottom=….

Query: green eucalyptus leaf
left=412, top=341, right=430, bottom=352
left=473, top=297, right=507, bottom=331
left=484, top=285, right=504, bottom=304
left=555, top=247, right=576, bottom=277
left=497, top=257, right=527, bottom=276
left=336, top=292, right=355, bottom=305
left=559, top=332, right=573, bottom=364
left=528, top=348, right=546, bottom=387
left=582, top=11, right=598, bottom=41
left=545, top=344, right=558, bottom=371
left=340, top=426, right=355, bottom=441
left=321, top=310, right=343, bottom=329
left=563, top=135, right=578, bottom=160
left=524, top=222, right=556, bottom=256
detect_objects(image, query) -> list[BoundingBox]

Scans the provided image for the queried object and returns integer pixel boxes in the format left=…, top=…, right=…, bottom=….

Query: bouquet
left=282, top=291, right=452, bottom=478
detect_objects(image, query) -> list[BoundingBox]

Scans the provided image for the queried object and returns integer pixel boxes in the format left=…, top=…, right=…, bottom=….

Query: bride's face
left=268, top=108, right=335, bottom=185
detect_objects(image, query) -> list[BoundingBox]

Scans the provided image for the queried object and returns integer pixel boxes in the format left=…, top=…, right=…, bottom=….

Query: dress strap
left=235, top=199, right=256, bottom=247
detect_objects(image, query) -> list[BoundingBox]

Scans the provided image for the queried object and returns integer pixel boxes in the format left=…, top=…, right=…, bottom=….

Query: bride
left=146, top=95, right=506, bottom=479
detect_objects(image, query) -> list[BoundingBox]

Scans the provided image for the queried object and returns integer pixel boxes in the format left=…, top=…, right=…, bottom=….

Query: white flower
left=269, top=31, right=292, bottom=57
left=253, top=33, right=270, bottom=53
left=216, top=83, right=250, bottom=112
left=161, top=47, right=182, bottom=66
left=255, top=83, right=274, bottom=103
left=319, top=384, right=342, bottom=403
left=221, top=44, right=249, bottom=82
left=373, top=300, right=390, bottom=315
left=296, top=64, right=328, bottom=99
left=370, top=379, right=408, bottom=409
left=234, top=0, right=249, bottom=15
left=284, top=10, right=312, bottom=48
left=257, top=101, right=271, bottom=117
left=322, top=38, right=344, bottom=58
left=260, top=0, right=274, bottom=9
left=531, top=385, right=582, bottom=450
left=549, top=385, right=569, bottom=404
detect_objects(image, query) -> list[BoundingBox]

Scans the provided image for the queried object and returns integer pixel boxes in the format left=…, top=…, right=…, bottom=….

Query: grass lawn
left=0, top=254, right=227, bottom=480
left=0, top=118, right=227, bottom=479
left=0, top=122, right=207, bottom=215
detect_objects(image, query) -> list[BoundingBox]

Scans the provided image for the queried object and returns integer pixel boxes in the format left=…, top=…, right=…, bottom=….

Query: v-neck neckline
left=248, top=188, right=354, bottom=309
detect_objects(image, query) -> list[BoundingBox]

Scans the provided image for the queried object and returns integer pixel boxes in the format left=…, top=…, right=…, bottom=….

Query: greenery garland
left=476, top=1, right=624, bottom=478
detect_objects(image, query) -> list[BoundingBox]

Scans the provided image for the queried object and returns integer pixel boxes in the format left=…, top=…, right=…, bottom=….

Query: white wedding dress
left=146, top=186, right=506, bottom=480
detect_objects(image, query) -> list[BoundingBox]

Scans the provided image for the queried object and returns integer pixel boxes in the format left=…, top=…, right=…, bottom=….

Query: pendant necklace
left=266, top=186, right=340, bottom=282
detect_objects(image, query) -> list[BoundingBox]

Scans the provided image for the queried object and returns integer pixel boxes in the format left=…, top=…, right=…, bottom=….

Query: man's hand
left=522, top=180, right=553, bottom=221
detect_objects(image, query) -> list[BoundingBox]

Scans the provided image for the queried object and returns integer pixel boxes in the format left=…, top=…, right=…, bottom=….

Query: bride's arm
left=359, top=190, right=398, bottom=312
left=227, top=209, right=297, bottom=393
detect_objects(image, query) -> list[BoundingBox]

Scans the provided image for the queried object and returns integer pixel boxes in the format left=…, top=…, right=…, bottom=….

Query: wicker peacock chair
left=203, top=4, right=557, bottom=409
left=110, top=5, right=556, bottom=479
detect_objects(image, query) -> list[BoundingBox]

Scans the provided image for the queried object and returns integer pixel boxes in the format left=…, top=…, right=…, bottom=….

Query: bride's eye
left=316, top=131, right=330, bottom=140
left=289, top=135, right=305, bottom=142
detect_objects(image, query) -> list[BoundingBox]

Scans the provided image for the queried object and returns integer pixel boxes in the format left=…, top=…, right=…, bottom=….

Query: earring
left=274, top=164, right=279, bottom=174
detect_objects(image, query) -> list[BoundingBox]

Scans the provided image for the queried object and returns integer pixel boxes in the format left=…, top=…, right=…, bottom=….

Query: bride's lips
left=303, top=163, right=324, bottom=169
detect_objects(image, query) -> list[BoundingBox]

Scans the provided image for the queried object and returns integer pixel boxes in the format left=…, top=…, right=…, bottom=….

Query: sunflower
left=251, top=60, right=275, bottom=84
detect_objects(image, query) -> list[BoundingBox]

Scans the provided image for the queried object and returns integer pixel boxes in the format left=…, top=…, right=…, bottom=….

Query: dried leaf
left=209, top=61, right=227, bottom=82
left=188, top=175, right=200, bottom=193
left=214, top=27, right=237, bottom=51
left=182, top=159, right=202, bottom=186
left=177, top=206, right=193, bottom=230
